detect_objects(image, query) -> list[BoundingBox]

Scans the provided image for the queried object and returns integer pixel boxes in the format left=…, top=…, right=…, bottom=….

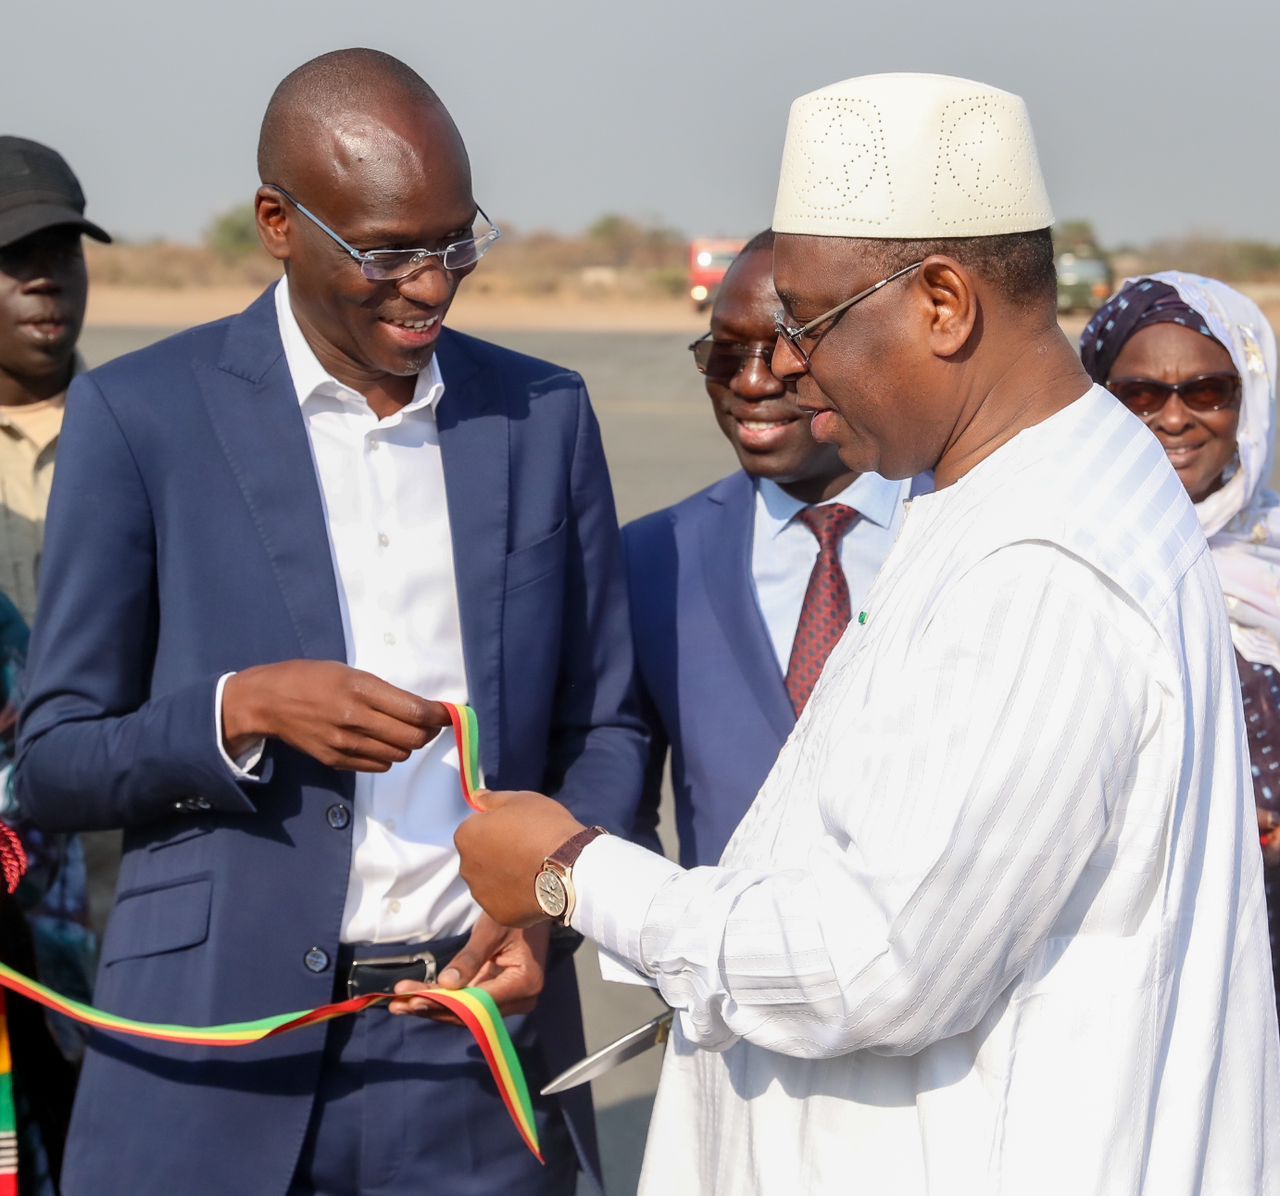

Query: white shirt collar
left=274, top=276, right=445, bottom=417
left=755, top=471, right=907, bottom=540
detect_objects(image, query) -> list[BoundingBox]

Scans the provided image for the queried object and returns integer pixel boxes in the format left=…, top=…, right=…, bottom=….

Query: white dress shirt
left=219, top=279, right=478, bottom=944
left=573, top=387, right=1280, bottom=1194
left=751, top=472, right=911, bottom=671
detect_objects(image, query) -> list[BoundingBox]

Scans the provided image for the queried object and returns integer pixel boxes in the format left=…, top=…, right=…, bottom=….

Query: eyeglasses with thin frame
left=689, top=333, right=775, bottom=383
left=773, top=260, right=923, bottom=368
left=265, top=184, right=501, bottom=281
left=1107, top=372, right=1241, bottom=417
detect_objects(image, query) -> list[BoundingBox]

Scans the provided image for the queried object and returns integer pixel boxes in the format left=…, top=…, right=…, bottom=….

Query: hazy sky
left=5, top=0, right=1277, bottom=248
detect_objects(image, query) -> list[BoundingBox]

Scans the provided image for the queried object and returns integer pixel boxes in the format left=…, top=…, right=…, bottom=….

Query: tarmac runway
left=78, top=323, right=729, bottom=1196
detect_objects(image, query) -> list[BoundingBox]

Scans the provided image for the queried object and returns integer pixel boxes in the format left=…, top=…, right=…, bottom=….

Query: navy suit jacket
left=625, top=469, right=927, bottom=868
left=625, top=471, right=791, bottom=868
left=16, top=290, right=645, bottom=1194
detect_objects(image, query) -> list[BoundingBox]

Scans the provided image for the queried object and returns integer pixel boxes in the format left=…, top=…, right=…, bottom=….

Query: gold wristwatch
left=535, top=826, right=608, bottom=925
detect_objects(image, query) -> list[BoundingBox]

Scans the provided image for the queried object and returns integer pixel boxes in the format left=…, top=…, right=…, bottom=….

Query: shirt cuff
left=569, top=834, right=682, bottom=970
left=214, top=672, right=265, bottom=780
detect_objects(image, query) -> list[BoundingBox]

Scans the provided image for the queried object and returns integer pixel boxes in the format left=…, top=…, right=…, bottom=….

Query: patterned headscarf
left=1080, top=279, right=1220, bottom=385
left=1081, top=272, right=1280, bottom=669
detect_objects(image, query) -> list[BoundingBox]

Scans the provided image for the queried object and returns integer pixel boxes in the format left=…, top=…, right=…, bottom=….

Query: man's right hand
left=222, top=661, right=450, bottom=772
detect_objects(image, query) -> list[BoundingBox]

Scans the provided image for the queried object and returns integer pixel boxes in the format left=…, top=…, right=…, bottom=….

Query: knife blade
left=541, top=1008, right=674, bottom=1095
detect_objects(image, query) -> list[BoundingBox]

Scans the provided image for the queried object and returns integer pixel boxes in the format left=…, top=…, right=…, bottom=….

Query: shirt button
left=377, top=532, right=390, bottom=547
left=304, top=947, right=330, bottom=973
left=326, top=803, right=350, bottom=830
left=369, top=440, right=380, bottom=452
left=388, top=899, right=402, bottom=914
left=384, top=632, right=396, bottom=645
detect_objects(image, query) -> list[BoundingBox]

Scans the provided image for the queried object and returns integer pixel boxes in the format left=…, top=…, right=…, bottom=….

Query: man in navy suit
left=627, top=232, right=928, bottom=866
left=15, top=50, right=644, bottom=1195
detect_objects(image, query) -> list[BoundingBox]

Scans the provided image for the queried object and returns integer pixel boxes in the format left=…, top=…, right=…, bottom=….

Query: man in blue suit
left=15, top=50, right=644, bottom=1195
left=627, top=232, right=928, bottom=867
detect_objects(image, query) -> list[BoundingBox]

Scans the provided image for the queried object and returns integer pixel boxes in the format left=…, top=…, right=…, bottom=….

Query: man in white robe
left=435, top=73, right=1280, bottom=1194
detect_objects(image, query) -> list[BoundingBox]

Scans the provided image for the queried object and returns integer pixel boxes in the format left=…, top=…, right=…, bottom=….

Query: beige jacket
left=0, top=358, right=79, bottom=623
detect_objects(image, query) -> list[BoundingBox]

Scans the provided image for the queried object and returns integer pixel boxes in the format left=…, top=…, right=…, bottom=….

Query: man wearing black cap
left=0, top=136, right=109, bottom=623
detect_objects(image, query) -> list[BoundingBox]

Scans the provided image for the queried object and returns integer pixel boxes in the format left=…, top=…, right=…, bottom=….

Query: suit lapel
left=435, top=331, right=508, bottom=775
left=699, top=474, right=795, bottom=743
left=193, top=289, right=347, bottom=664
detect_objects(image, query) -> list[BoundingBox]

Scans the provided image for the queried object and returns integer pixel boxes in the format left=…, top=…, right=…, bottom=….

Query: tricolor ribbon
left=0, top=991, right=14, bottom=1196
left=0, top=957, right=540, bottom=1163
left=446, top=699, right=484, bottom=808
left=0, top=702, right=542, bottom=1164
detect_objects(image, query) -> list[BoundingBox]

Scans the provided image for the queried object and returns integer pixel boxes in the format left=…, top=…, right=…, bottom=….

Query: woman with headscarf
left=1081, top=271, right=1280, bottom=997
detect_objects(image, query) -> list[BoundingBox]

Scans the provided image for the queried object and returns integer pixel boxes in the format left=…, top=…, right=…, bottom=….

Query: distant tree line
left=1053, top=219, right=1280, bottom=282
left=89, top=206, right=1280, bottom=293
left=1123, top=236, right=1280, bottom=281
left=202, top=204, right=685, bottom=269
left=205, top=205, right=262, bottom=261
left=198, top=204, right=689, bottom=297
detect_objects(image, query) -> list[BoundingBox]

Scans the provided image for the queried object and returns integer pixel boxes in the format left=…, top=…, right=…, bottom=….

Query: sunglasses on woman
left=1107, top=372, right=1241, bottom=417
left=689, top=334, right=774, bottom=383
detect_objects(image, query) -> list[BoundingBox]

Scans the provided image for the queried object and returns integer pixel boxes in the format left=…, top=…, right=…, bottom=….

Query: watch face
left=535, top=869, right=568, bottom=919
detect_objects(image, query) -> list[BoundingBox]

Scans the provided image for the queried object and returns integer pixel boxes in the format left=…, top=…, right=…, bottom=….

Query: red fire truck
left=688, top=238, right=746, bottom=311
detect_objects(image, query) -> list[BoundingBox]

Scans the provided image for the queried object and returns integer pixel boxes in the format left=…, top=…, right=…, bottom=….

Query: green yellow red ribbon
left=446, top=700, right=484, bottom=808
left=0, top=992, right=15, bottom=1195
left=0, top=957, right=541, bottom=1162
left=0, top=702, right=542, bottom=1163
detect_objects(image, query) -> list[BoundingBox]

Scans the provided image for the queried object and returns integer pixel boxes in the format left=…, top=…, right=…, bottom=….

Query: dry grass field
left=85, top=283, right=709, bottom=335
left=85, top=277, right=1280, bottom=340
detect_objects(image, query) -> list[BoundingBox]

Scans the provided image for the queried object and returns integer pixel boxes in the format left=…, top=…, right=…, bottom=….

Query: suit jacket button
left=326, top=804, right=350, bottom=830
left=304, top=947, right=330, bottom=973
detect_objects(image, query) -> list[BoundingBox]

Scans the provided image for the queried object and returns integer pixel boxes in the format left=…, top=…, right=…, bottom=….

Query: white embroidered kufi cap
left=773, top=73, right=1054, bottom=238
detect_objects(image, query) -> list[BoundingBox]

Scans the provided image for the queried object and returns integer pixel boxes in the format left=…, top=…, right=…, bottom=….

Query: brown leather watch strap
left=546, top=825, right=608, bottom=869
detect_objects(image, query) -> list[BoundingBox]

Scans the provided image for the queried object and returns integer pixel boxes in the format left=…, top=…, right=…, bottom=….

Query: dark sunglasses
left=689, top=334, right=774, bottom=382
left=1107, top=372, right=1242, bottom=416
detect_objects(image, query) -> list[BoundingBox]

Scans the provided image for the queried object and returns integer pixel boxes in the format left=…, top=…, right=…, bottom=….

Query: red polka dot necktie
left=785, top=503, right=859, bottom=716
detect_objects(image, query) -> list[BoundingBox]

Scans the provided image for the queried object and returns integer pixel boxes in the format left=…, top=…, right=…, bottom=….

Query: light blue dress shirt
left=751, top=472, right=914, bottom=672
